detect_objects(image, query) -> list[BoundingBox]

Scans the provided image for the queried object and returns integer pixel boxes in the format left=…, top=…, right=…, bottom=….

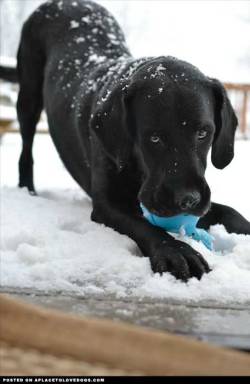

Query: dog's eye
left=150, top=135, right=160, bottom=143
left=197, top=129, right=208, bottom=140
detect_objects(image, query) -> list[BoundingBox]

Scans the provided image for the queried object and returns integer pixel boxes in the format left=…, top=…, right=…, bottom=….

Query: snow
left=57, top=1, right=63, bottom=11
left=0, top=0, right=249, bottom=304
left=75, top=37, right=85, bottom=44
left=88, top=54, right=106, bottom=64
left=69, top=20, right=80, bottom=29
left=156, top=64, right=166, bottom=73
left=1, top=135, right=250, bottom=304
left=81, top=16, right=90, bottom=24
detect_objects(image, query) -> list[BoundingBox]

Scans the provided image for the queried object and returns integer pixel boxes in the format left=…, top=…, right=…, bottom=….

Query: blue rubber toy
left=140, top=203, right=213, bottom=250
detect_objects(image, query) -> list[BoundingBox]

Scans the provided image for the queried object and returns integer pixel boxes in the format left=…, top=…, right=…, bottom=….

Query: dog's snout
left=177, top=191, right=201, bottom=211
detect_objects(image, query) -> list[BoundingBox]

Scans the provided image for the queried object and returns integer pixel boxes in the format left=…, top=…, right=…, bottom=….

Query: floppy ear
left=90, top=82, right=133, bottom=171
left=210, top=79, right=238, bottom=169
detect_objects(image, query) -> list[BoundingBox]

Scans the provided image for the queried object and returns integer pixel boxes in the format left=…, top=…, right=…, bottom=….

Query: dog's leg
left=92, top=199, right=211, bottom=280
left=17, top=42, right=44, bottom=194
left=198, top=202, right=250, bottom=235
left=90, top=146, right=210, bottom=281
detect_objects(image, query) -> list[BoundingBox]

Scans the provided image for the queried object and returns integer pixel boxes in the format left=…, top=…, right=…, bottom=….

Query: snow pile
left=1, top=187, right=250, bottom=304
left=1, top=135, right=250, bottom=304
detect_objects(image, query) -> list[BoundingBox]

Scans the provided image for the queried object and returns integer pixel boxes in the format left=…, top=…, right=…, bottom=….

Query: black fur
left=2, top=0, right=250, bottom=281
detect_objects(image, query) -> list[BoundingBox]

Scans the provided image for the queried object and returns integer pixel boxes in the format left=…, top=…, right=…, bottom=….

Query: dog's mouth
left=140, top=200, right=210, bottom=218
left=147, top=202, right=210, bottom=217
left=145, top=205, right=181, bottom=217
left=139, top=185, right=211, bottom=218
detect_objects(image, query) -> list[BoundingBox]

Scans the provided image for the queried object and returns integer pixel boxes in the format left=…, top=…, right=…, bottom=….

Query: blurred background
left=1, top=0, right=250, bottom=81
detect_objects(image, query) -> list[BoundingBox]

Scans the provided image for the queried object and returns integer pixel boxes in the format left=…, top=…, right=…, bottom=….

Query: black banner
left=1, top=376, right=250, bottom=383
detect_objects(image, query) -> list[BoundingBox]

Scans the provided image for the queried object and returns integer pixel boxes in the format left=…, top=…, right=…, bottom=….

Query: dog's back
left=20, top=0, right=130, bottom=109
left=15, top=0, right=131, bottom=193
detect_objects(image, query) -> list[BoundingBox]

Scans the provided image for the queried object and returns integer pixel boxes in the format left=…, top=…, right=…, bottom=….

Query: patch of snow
left=74, top=59, right=81, bottom=65
left=57, top=1, right=63, bottom=8
left=1, top=186, right=250, bottom=303
left=1, top=136, right=250, bottom=304
left=101, top=89, right=111, bottom=102
left=107, top=33, right=117, bottom=40
left=75, top=37, right=85, bottom=44
left=156, top=64, right=166, bottom=72
left=88, top=54, right=106, bottom=64
left=70, top=20, right=80, bottom=29
left=81, top=16, right=90, bottom=23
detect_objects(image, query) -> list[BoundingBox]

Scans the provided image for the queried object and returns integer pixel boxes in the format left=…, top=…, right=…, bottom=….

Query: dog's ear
left=210, top=79, right=238, bottom=169
left=90, top=81, right=133, bottom=170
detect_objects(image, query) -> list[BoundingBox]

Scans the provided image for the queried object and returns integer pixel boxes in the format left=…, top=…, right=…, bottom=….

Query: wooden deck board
left=3, top=290, right=250, bottom=351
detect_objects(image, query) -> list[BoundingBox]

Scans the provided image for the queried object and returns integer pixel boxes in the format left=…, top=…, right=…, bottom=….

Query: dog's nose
left=177, top=191, right=201, bottom=211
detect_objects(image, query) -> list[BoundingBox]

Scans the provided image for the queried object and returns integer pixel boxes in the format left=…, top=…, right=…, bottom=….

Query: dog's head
left=91, top=57, right=237, bottom=217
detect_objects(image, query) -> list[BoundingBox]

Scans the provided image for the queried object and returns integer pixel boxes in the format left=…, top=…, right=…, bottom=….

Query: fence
left=224, top=83, right=250, bottom=138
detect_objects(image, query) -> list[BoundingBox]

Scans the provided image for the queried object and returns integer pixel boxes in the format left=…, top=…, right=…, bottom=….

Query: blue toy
left=140, top=203, right=213, bottom=250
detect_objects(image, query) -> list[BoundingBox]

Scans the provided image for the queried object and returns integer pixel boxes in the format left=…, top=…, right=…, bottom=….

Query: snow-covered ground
left=1, top=134, right=250, bottom=304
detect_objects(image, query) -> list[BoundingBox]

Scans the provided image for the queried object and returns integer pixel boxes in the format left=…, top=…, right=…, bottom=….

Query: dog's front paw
left=150, top=241, right=211, bottom=281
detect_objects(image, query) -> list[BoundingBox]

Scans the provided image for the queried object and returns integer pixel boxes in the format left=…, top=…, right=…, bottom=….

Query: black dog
left=1, top=0, right=250, bottom=281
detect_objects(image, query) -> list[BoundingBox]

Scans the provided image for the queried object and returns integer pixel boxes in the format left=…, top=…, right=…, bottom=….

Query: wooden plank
left=6, top=292, right=250, bottom=351
left=224, top=83, right=250, bottom=92
left=0, top=125, right=48, bottom=134
left=241, top=90, right=248, bottom=135
left=1, top=294, right=250, bottom=376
